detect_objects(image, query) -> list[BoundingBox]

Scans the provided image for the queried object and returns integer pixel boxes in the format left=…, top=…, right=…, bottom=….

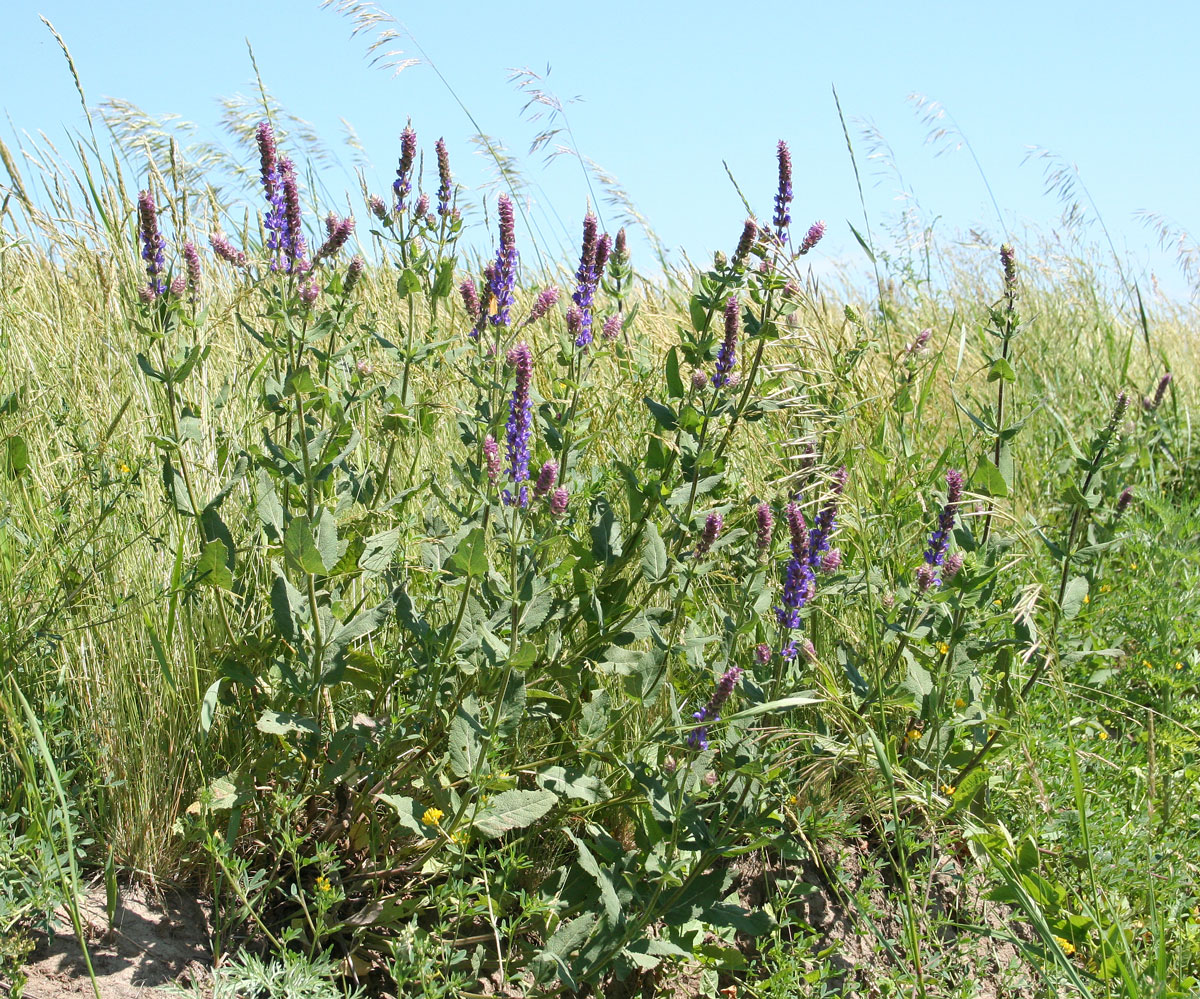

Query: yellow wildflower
left=1176, top=662, right=1184, bottom=670
left=954, top=697, right=966, bottom=710
left=906, top=728, right=922, bottom=742
left=1097, top=729, right=1108, bottom=741
left=1099, top=584, right=1111, bottom=593
left=119, top=462, right=131, bottom=475
left=937, top=642, right=949, bottom=656
left=1129, top=563, right=1138, bottom=570
left=941, top=784, right=956, bottom=796
left=421, top=807, right=444, bottom=827
left=1053, top=935, right=1076, bottom=956
left=315, top=875, right=332, bottom=894
left=1083, top=594, right=1090, bottom=604
left=1143, top=660, right=1153, bottom=669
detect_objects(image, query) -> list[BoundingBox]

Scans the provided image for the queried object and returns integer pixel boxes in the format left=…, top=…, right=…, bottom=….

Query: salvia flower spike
left=489, top=194, right=518, bottom=329
left=435, top=137, right=452, bottom=216
left=136, top=190, right=166, bottom=298
left=918, top=469, right=963, bottom=591
left=696, top=513, right=723, bottom=556
left=798, top=220, right=825, bottom=254
left=503, top=342, right=533, bottom=506
left=571, top=212, right=600, bottom=348
left=772, top=140, right=793, bottom=240
left=713, top=296, right=739, bottom=388
left=393, top=124, right=417, bottom=214
left=688, top=665, right=744, bottom=751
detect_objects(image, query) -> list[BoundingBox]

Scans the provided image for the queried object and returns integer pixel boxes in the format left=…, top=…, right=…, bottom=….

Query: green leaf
left=316, top=508, right=340, bottom=572
left=847, top=220, right=876, bottom=263
left=359, top=528, right=399, bottom=574
left=565, top=830, right=622, bottom=925
left=271, top=571, right=305, bottom=642
left=495, top=670, right=526, bottom=738
left=1061, top=576, right=1089, bottom=620
left=432, top=259, right=455, bottom=298
left=396, top=268, right=422, bottom=298
left=536, top=766, right=610, bottom=803
left=136, top=352, right=166, bottom=382
left=688, top=296, right=707, bottom=334
left=987, top=357, right=1016, bottom=382
left=901, top=660, right=933, bottom=701
left=161, top=456, right=194, bottom=514
left=446, top=526, right=488, bottom=578
left=723, top=693, right=821, bottom=721
left=973, top=456, right=1009, bottom=498
left=376, top=793, right=425, bottom=836
left=472, top=789, right=557, bottom=838
left=256, top=711, right=320, bottom=737
left=254, top=469, right=284, bottom=538
left=947, top=765, right=989, bottom=816
left=192, top=539, right=233, bottom=590
left=199, top=678, right=223, bottom=733
left=641, top=522, right=667, bottom=583
left=4, top=435, right=29, bottom=478
left=665, top=347, right=684, bottom=399
left=447, top=696, right=483, bottom=778
left=284, top=517, right=327, bottom=575
left=643, top=396, right=678, bottom=430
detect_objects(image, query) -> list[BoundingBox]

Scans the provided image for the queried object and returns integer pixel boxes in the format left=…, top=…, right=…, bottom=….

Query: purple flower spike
left=800, top=639, right=817, bottom=663
left=687, top=665, right=743, bottom=751
left=315, top=215, right=355, bottom=262
left=692, top=370, right=709, bottom=391
left=393, top=124, right=417, bottom=214
left=571, top=212, right=600, bottom=348
left=919, top=469, right=963, bottom=589
left=773, top=140, right=793, bottom=239
left=1000, top=243, right=1017, bottom=292
left=489, top=195, right=519, bottom=328
left=601, top=314, right=621, bottom=341
left=136, top=190, right=166, bottom=298
left=549, top=487, right=569, bottom=517
left=696, top=512, right=723, bottom=556
left=807, top=467, right=848, bottom=566
left=483, top=434, right=501, bottom=485
left=169, top=274, right=186, bottom=297
left=713, top=296, right=739, bottom=388
left=776, top=502, right=815, bottom=629
left=435, top=137, right=452, bottom=216
left=209, top=232, right=246, bottom=268
left=299, top=279, right=320, bottom=306
left=614, top=227, right=628, bottom=262
left=820, top=549, right=842, bottom=573
left=459, top=278, right=481, bottom=320
left=503, top=342, right=533, bottom=505
left=943, top=551, right=965, bottom=582
left=345, top=255, right=365, bottom=295
left=1116, top=486, right=1133, bottom=515
left=534, top=461, right=558, bottom=499
left=755, top=502, right=773, bottom=556
left=369, top=195, right=388, bottom=221
left=182, top=241, right=201, bottom=296
left=798, top=220, right=825, bottom=255
left=755, top=643, right=772, bottom=665
left=526, top=287, right=559, bottom=326
left=733, top=218, right=757, bottom=267
left=595, top=233, right=612, bottom=273
left=1145, top=372, right=1173, bottom=410
left=906, top=328, right=933, bottom=356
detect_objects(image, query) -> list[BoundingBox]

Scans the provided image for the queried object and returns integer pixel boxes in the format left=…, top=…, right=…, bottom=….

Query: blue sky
left=2, top=0, right=1197, bottom=299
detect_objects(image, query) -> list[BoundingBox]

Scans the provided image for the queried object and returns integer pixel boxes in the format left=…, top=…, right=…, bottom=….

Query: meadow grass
left=0, top=77, right=1198, bottom=999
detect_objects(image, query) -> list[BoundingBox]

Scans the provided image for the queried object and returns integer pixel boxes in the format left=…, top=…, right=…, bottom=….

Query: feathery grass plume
left=533, top=461, right=558, bottom=499
left=503, top=342, right=533, bottom=506
left=733, top=218, right=757, bottom=267
left=696, top=513, right=723, bottom=556
left=772, top=140, right=793, bottom=240
left=393, top=123, right=417, bottom=214
left=798, top=219, right=825, bottom=254
left=136, top=189, right=166, bottom=298
left=917, top=469, right=963, bottom=591
left=210, top=231, right=246, bottom=267
left=572, top=211, right=600, bottom=347
left=713, top=296, right=739, bottom=388
left=489, top=194, right=518, bottom=328
left=687, top=665, right=743, bottom=751
left=319, top=0, right=421, bottom=77
left=435, top=137, right=452, bottom=216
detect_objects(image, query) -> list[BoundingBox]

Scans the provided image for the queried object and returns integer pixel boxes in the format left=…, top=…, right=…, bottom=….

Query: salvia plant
left=108, top=116, right=1168, bottom=996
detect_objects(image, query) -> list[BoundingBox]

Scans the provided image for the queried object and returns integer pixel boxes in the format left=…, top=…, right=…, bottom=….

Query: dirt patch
left=19, top=886, right=210, bottom=999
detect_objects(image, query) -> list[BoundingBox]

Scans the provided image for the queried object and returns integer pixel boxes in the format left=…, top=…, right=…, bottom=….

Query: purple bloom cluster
left=713, top=296, right=739, bottom=388
left=315, top=214, right=354, bottom=262
left=459, top=278, right=481, bottom=321
left=755, top=502, right=774, bottom=557
left=549, top=487, right=569, bottom=517
left=688, top=665, right=744, bottom=751
left=1143, top=372, right=1173, bottom=411
left=435, top=138, right=452, bottom=216
left=488, top=195, right=518, bottom=328
left=917, top=469, right=963, bottom=592
left=393, top=124, right=417, bottom=214
left=136, top=190, right=166, bottom=299
left=799, top=220, right=825, bottom=255
left=210, top=231, right=246, bottom=268
left=1000, top=243, right=1017, bottom=293
left=344, top=255, right=365, bottom=295
left=503, top=342, right=533, bottom=506
left=483, top=434, right=501, bottom=485
left=807, top=466, right=848, bottom=567
left=182, top=241, right=201, bottom=297
left=571, top=213, right=601, bottom=348
left=601, top=314, right=621, bottom=341
left=773, top=141, right=793, bottom=239
left=733, top=218, right=757, bottom=267
left=533, top=460, right=558, bottom=499
left=696, top=512, right=723, bottom=556
left=525, top=286, right=559, bottom=327
left=776, top=502, right=815, bottom=629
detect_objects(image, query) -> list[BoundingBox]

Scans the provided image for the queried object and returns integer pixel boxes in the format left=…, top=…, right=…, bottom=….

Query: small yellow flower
left=993, top=599, right=1002, bottom=606
left=1176, top=662, right=1184, bottom=670
left=119, top=462, right=131, bottom=474
left=1097, top=729, right=1108, bottom=741
left=941, top=784, right=956, bottom=796
left=1083, top=594, right=1090, bottom=604
left=787, top=794, right=798, bottom=807
left=1052, top=935, right=1076, bottom=956
left=1142, top=660, right=1153, bottom=669
left=421, top=807, right=444, bottom=827
left=1100, top=584, right=1111, bottom=593
left=954, top=697, right=966, bottom=709
left=315, top=875, right=332, bottom=894
left=1129, top=563, right=1138, bottom=570
left=906, top=728, right=923, bottom=742
left=937, top=642, right=949, bottom=656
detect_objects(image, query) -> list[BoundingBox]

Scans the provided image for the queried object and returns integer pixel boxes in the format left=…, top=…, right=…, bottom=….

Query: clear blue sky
left=2, top=0, right=1197, bottom=300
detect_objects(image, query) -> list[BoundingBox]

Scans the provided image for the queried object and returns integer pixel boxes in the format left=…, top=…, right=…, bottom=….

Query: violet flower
left=483, top=434, right=501, bottom=485
left=393, top=124, right=417, bottom=214
left=733, top=218, right=757, bottom=267
left=807, top=467, right=848, bottom=567
left=687, top=665, right=743, bottom=751
left=534, top=461, right=558, bottom=499
left=136, top=190, right=166, bottom=298
left=344, top=255, right=365, bottom=295
left=776, top=502, right=814, bottom=629
left=488, top=194, right=518, bottom=328
left=755, top=643, right=772, bottom=665
left=549, top=487, right=569, bottom=517
left=696, top=512, right=723, bottom=556
left=713, top=296, right=739, bottom=388
left=773, top=140, right=793, bottom=239
left=209, top=232, right=246, bottom=268
left=524, top=287, right=559, bottom=326
left=571, top=212, right=600, bottom=348
left=459, top=277, right=481, bottom=320
left=798, top=220, right=825, bottom=255
left=918, top=469, right=963, bottom=591
left=182, top=241, right=201, bottom=297
left=503, top=342, right=533, bottom=506
left=435, top=137, right=452, bottom=216
left=755, top=502, right=773, bottom=557
left=315, top=215, right=354, bottom=262
left=601, top=314, right=621, bottom=341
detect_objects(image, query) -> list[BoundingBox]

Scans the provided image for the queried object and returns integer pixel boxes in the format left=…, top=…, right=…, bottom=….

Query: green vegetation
left=1, top=50, right=1198, bottom=999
